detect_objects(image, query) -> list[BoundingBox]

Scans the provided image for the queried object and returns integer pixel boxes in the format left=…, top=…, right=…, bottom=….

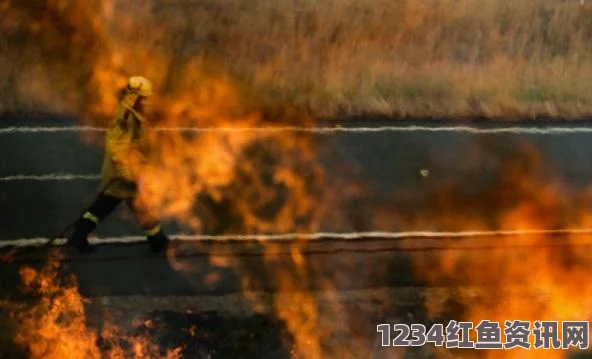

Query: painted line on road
left=2, top=228, right=592, bottom=248
left=3, top=125, right=592, bottom=135
left=0, top=174, right=101, bottom=182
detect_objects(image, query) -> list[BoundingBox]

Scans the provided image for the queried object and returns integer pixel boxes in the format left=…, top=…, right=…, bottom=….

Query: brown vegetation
left=1, top=0, right=592, bottom=119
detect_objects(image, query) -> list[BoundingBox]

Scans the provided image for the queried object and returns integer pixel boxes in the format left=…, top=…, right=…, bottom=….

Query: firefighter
left=67, top=76, right=169, bottom=253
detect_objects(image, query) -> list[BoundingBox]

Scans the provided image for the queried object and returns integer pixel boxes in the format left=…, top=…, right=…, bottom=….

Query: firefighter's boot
left=67, top=215, right=97, bottom=253
left=145, top=225, right=169, bottom=253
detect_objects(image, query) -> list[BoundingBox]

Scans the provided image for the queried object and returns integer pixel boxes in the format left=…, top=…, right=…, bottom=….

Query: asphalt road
left=2, top=114, right=592, bottom=298
left=3, top=115, right=592, bottom=358
left=3, top=115, right=592, bottom=239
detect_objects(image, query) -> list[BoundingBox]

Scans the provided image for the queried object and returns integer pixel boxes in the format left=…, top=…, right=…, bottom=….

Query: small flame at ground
left=6, top=250, right=181, bottom=359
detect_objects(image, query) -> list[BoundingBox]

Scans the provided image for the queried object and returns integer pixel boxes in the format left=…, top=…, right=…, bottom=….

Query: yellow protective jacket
left=100, top=96, right=151, bottom=199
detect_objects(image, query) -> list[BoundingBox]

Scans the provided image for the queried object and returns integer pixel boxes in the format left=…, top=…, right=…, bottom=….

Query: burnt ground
left=1, top=235, right=592, bottom=357
left=2, top=284, right=592, bottom=358
left=2, top=115, right=592, bottom=358
left=0, top=287, right=436, bottom=358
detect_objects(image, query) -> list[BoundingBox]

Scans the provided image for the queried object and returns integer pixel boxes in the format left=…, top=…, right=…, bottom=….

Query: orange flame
left=408, top=144, right=592, bottom=358
left=8, top=2, right=592, bottom=358
left=7, top=251, right=181, bottom=358
left=3, top=1, right=337, bottom=355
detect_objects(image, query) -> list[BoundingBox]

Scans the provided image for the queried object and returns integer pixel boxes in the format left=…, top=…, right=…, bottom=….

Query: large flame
left=406, top=144, right=592, bottom=358
left=4, top=1, right=592, bottom=358
left=2, top=0, right=334, bottom=356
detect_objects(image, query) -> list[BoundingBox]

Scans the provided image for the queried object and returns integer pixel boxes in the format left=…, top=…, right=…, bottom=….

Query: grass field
left=1, top=0, right=592, bottom=120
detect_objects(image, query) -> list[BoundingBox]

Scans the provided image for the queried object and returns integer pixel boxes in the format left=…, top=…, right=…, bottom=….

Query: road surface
left=1, top=115, right=592, bottom=358
left=2, top=114, right=592, bottom=295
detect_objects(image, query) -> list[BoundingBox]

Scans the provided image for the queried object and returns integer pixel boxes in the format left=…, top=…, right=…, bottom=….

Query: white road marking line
left=1, top=228, right=592, bottom=248
left=0, top=174, right=101, bottom=182
left=2, top=125, right=592, bottom=135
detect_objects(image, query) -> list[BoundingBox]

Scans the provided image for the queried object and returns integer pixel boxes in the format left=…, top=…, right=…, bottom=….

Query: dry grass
left=1, top=0, right=592, bottom=119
